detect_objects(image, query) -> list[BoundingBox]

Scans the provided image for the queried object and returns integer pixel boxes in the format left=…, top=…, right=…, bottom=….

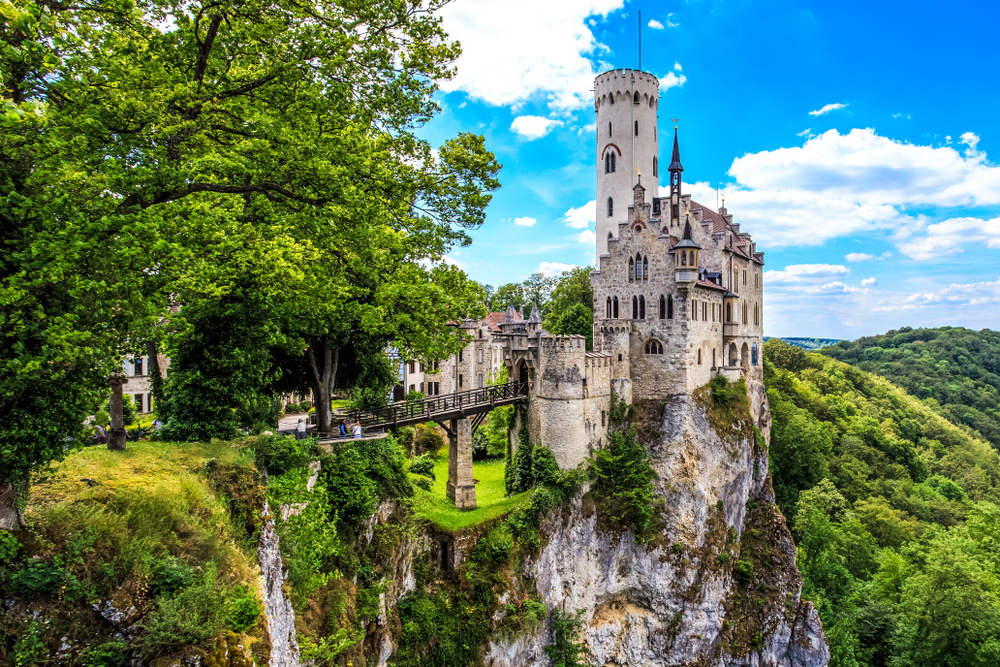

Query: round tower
left=594, top=69, right=661, bottom=255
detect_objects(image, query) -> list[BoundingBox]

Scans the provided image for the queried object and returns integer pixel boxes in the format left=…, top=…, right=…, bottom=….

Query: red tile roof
left=697, top=279, right=729, bottom=292
left=690, top=201, right=729, bottom=233
left=483, top=310, right=521, bottom=332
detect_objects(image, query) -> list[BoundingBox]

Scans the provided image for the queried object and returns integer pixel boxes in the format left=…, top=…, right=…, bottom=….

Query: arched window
left=681, top=251, right=687, bottom=266
left=612, top=296, right=619, bottom=319
left=611, top=152, right=616, bottom=172
left=607, top=197, right=613, bottom=217
left=698, top=349, right=702, bottom=365
left=632, top=295, right=638, bottom=320
left=639, top=295, right=645, bottom=319
left=633, top=91, right=640, bottom=104
left=653, top=157, right=658, bottom=177
left=752, top=343, right=759, bottom=365
left=628, top=257, right=635, bottom=282
left=608, top=121, right=612, bottom=136
left=667, top=295, right=674, bottom=319
left=644, top=340, right=663, bottom=355
left=659, top=295, right=666, bottom=319
left=606, top=296, right=612, bottom=318
left=643, top=256, right=648, bottom=280
left=634, top=120, right=639, bottom=136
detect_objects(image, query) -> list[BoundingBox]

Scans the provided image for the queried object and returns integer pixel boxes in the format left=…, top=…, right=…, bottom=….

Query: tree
left=550, top=303, right=593, bottom=350
left=488, top=283, right=527, bottom=313
left=543, top=266, right=594, bottom=331
left=522, top=273, right=557, bottom=316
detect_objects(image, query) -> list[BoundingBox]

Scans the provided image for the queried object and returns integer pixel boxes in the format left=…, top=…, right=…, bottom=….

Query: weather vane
left=670, top=117, right=680, bottom=129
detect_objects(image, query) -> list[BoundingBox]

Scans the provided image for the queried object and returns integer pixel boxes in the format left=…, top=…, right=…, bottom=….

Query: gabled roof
left=697, top=279, right=729, bottom=292
left=484, top=310, right=521, bottom=332
left=689, top=201, right=728, bottom=233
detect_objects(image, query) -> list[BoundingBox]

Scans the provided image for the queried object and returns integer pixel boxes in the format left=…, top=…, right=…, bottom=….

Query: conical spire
left=528, top=302, right=542, bottom=323
left=668, top=126, right=684, bottom=173
left=502, top=305, right=516, bottom=324
left=675, top=215, right=701, bottom=249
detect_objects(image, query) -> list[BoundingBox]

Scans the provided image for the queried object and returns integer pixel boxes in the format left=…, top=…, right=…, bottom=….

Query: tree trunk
left=108, top=377, right=127, bottom=450
left=0, top=480, right=28, bottom=530
left=307, top=338, right=340, bottom=433
left=146, top=340, right=163, bottom=413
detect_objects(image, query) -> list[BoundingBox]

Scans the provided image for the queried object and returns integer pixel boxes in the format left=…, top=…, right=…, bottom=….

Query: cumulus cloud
left=660, top=71, right=687, bottom=90
left=648, top=19, right=664, bottom=29
left=577, top=229, right=597, bottom=244
left=510, top=115, right=564, bottom=139
left=514, top=216, right=537, bottom=227
left=439, top=0, right=624, bottom=110
left=691, top=129, right=1000, bottom=253
left=862, top=277, right=878, bottom=287
left=895, top=215, right=1000, bottom=260
left=873, top=276, right=1000, bottom=312
left=809, top=102, right=848, bottom=116
left=538, top=261, right=578, bottom=277
left=846, top=251, right=891, bottom=262
left=764, top=264, right=850, bottom=284
left=563, top=201, right=595, bottom=228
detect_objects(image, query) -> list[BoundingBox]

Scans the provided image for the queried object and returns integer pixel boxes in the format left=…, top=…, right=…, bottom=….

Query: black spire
left=668, top=126, right=683, bottom=173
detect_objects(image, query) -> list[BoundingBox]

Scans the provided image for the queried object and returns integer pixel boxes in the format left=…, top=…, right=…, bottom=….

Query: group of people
left=294, top=417, right=362, bottom=440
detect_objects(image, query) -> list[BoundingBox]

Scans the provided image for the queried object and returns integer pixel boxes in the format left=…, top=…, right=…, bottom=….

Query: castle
left=491, top=68, right=765, bottom=472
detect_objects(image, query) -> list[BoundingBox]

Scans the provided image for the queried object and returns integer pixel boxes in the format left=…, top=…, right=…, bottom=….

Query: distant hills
left=765, top=336, right=842, bottom=350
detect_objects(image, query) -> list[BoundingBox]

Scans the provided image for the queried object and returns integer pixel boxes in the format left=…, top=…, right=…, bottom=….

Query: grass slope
left=409, top=447, right=531, bottom=531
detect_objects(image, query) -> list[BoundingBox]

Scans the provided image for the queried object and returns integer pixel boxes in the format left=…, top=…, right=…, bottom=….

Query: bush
left=506, top=426, right=534, bottom=495
left=322, top=448, right=378, bottom=530
left=249, top=434, right=316, bottom=476
left=150, top=556, right=195, bottom=597
left=354, top=433, right=413, bottom=501
left=8, top=561, right=62, bottom=598
left=226, top=584, right=262, bottom=632
left=545, top=608, right=591, bottom=667
left=409, top=455, right=436, bottom=480
left=413, top=477, right=432, bottom=491
left=588, top=428, right=663, bottom=542
left=474, top=524, right=514, bottom=564
left=139, top=568, right=226, bottom=659
left=395, top=426, right=415, bottom=454
left=405, top=390, right=425, bottom=402
left=531, top=446, right=560, bottom=487
left=413, top=424, right=445, bottom=456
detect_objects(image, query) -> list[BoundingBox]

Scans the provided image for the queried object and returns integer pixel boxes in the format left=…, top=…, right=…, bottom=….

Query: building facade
left=490, top=68, right=765, bottom=470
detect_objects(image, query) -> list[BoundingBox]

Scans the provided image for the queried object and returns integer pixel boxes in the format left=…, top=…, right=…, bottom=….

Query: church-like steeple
left=668, top=127, right=683, bottom=227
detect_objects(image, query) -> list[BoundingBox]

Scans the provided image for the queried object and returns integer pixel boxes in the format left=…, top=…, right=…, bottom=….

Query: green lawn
left=409, top=447, right=531, bottom=531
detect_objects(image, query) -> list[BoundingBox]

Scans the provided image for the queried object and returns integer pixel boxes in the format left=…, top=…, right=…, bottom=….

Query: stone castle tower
left=495, top=68, right=765, bottom=470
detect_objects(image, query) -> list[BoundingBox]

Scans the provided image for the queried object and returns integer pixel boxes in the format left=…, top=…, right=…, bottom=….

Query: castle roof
left=484, top=310, right=521, bottom=332
left=669, top=127, right=684, bottom=172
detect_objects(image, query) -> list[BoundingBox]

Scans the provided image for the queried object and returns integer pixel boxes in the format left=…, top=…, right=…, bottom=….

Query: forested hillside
left=821, top=327, right=1000, bottom=448
left=765, top=339, right=1000, bottom=667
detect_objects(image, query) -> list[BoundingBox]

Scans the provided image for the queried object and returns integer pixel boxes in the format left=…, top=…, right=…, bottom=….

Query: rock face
left=259, top=501, right=301, bottom=667
left=484, top=392, right=829, bottom=667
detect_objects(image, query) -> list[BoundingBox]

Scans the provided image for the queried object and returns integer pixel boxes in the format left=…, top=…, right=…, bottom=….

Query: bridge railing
left=348, top=381, right=528, bottom=428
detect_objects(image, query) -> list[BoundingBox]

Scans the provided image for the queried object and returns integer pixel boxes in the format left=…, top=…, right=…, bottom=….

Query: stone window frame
left=643, top=339, right=663, bottom=355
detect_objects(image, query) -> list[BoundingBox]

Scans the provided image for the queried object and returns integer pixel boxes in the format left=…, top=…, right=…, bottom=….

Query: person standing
left=352, top=421, right=362, bottom=439
left=339, top=419, right=348, bottom=439
left=296, top=418, right=307, bottom=441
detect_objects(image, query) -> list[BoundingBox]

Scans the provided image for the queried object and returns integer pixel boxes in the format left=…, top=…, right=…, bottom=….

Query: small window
left=478, top=373, right=484, bottom=387
left=653, top=157, right=658, bottom=177
left=634, top=120, right=639, bottom=136
left=601, top=410, right=606, bottom=426
left=478, top=349, right=483, bottom=363
left=610, top=94, right=615, bottom=105
left=419, top=362, right=425, bottom=372
left=606, top=296, right=612, bottom=318
left=420, top=382, right=424, bottom=392
left=698, top=349, right=702, bottom=365
left=643, top=256, right=648, bottom=280
left=752, top=343, right=759, bottom=365
left=633, top=91, right=640, bottom=104
left=632, top=295, right=638, bottom=320
left=744, top=269, right=747, bottom=285
left=607, top=197, right=614, bottom=217
left=653, top=199, right=661, bottom=214
left=459, top=375, right=463, bottom=388
left=639, top=295, right=645, bottom=319
left=629, top=257, right=635, bottom=282
left=409, top=362, right=415, bottom=374
left=702, top=302, right=707, bottom=320
left=691, top=299, right=697, bottom=321
left=611, top=152, right=616, bottom=172
left=659, top=295, right=666, bottom=319
left=667, top=295, right=674, bottom=319
left=409, top=384, right=415, bottom=392
left=681, top=251, right=687, bottom=267
left=726, top=303, right=732, bottom=322
left=479, top=329, right=483, bottom=339
left=459, top=350, right=463, bottom=362
left=605, top=153, right=610, bottom=173
left=608, top=121, right=612, bottom=136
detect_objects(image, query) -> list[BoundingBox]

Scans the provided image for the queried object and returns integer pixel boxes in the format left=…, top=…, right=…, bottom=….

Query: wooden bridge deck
left=348, top=381, right=528, bottom=429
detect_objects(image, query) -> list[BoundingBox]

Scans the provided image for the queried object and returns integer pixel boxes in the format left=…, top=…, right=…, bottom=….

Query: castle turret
left=667, top=126, right=683, bottom=228
left=674, top=216, right=700, bottom=284
left=594, top=69, right=660, bottom=255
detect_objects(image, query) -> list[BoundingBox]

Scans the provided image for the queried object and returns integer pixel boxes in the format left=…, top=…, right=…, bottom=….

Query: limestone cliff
left=483, top=387, right=828, bottom=667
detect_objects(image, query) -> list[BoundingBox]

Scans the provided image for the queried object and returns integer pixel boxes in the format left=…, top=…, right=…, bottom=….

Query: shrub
left=413, top=424, right=445, bottom=456
left=474, top=525, right=514, bottom=565
left=734, top=559, right=754, bottom=584
left=150, top=556, right=195, bottom=597
left=226, top=584, right=262, bottom=633
left=405, top=390, right=425, bottom=402
left=531, top=446, right=560, bottom=487
left=545, top=608, right=592, bottom=667
left=588, top=428, right=663, bottom=542
left=139, top=568, right=226, bottom=659
left=249, top=434, right=316, bottom=476
left=409, top=455, right=436, bottom=480
left=395, top=426, right=415, bottom=454
left=413, top=477, right=432, bottom=491
left=354, top=433, right=412, bottom=501
left=9, top=560, right=62, bottom=598
left=321, top=448, right=378, bottom=530
left=506, top=426, right=534, bottom=495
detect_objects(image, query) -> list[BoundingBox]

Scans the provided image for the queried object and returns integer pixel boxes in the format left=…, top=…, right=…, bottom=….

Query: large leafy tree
left=0, top=0, right=499, bottom=520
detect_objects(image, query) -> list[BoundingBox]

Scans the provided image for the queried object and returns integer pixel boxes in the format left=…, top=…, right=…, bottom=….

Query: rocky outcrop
left=484, top=392, right=829, bottom=667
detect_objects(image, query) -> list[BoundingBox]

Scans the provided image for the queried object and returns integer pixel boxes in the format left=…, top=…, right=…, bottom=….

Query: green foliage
left=249, top=434, right=317, bottom=477
left=473, top=524, right=515, bottom=565
left=765, top=338, right=1000, bottom=666
left=413, top=423, right=445, bottom=457
left=139, top=566, right=227, bottom=659
left=545, top=608, right=592, bottom=667
left=409, top=455, right=436, bottom=480
left=150, top=556, right=196, bottom=597
left=549, top=303, right=594, bottom=350
left=506, top=423, right=535, bottom=495
left=588, top=428, right=663, bottom=543
left=821, top=327, right=1000, bottom=448
left=226, top=584, right=263, bottom=633
left=542, top=266, right=595, bottom=332
left=531, top=446, right=562, bottom=487
left=405, top=390, right=425, bottom=402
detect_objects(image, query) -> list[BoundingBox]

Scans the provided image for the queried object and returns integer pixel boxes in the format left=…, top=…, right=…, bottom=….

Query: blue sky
left=421, top=0, right=1000, bottom=339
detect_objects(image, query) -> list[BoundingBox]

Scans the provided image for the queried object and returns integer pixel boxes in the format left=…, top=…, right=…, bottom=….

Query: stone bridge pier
left=446, top=418, right=476, bottom=509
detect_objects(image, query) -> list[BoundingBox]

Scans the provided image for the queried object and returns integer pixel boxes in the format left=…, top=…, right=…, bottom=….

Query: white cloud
left=660, top=71, right=687, bottom=90
left=439, top=0, right=625, bottom=111
left=563, top=201, right=595, bottom=228
left=797, top=128, right=812, bottom=137
left=873, top=276, right=1000, bottom=312
left=666, top=13, right=680, bottom=28
left=896, top=215, right=1000, bottom=260
left=648, top=19, right=664, bottom=29
left=577, top=229, right=597, bottom=244
left=538, top=261, right=578, bottom=277
left=510, top=115, right=564, bottom=139
left=845, top=251, right=891, bottom=262
left=673, top=61, right=682, bottom=71
left=764, top=264, right=849, bottom=284
left=514, top=216, right=537, bottom=227
left=960, top=131, right=980, bottom=156
left=862, top=277, right=878, bottom=287
left=809, top=102, right=848, bottom=116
